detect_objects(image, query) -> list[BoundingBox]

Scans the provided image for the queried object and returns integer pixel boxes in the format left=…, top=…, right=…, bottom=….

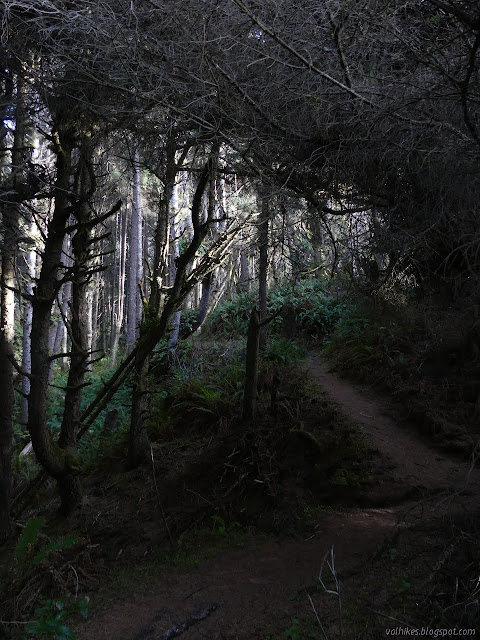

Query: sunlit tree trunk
left=167, top=184, right=181, bottom=355
left=49, top=235, right=72, bottom=379
left=111, top=205, right=127, bottom=365
left=20, top=223, right=37, bottom=427
left=126, top=141, right=143, bottom=354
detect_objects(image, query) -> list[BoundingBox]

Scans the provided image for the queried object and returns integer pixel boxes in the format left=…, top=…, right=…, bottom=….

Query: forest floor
left=72, top=354, right=480, bottom=640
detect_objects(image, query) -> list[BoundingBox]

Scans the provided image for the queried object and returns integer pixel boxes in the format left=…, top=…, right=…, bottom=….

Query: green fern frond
left=32, top=535, right=78, bottom=566
left=16, top=516, right=45, bottom=566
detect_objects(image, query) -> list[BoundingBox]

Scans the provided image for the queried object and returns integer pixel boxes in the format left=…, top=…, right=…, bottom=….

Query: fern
left=32, top=536, right=78, bottom=566
left=16, top=516, right=45, bottom=567
left=16, top=517, right=78, bottom=573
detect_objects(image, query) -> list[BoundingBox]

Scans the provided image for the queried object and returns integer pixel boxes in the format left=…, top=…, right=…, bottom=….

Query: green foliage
left=179, top=309, right=200, bottom=337
left=328, top=466, right=373, bottom=489
left=283, top=618, right=302, bottom=640
left=16, top=516, right=77, bottom=576
left=25, top=598, right=88, bottom=640
left=31, top=536, right=78, bottom=568
left=373, top=538, right=398, bottom=562
left=204, top=279, right=350, bottom=341
left=280, top=617, right=317, bottom=640
left=175, top=383, right=224, bottom=415
left=163, top=518, right=252, bottom=569
left=16, top=517, right=45, bottom=567
left=45, top=363, right=131, bottom=463
left=387, top=575, right=412, bottom=597
left=210, top=515, right=227, bottom=536
left=272, top=279, right=349, bottom=335
left=323, top=304, right=410, bottom=379
left=206, top=291, right=256, bottom=337
left=389, top=546, right=398, bottom=562
left=168, top=358, right=245, bottom=424
left=264, top=337, right=305, bottom=365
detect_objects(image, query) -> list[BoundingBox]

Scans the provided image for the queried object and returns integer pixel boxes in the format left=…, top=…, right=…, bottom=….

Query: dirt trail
left=309, top=354, right=478, bottom=495
left=76, top=356, right=480, bottom=640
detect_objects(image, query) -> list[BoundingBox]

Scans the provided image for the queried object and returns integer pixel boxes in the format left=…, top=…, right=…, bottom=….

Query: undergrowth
left=1, top=516, right=89, bottom=639
left=205, top=278, right=349, bottom=340
left=323, top=303, right=413, bottom=384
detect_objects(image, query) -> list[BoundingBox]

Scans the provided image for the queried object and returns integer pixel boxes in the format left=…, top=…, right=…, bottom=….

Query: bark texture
left=258, top=195, right=269, bottom=351
left=126, top=141, right=143, bottom=354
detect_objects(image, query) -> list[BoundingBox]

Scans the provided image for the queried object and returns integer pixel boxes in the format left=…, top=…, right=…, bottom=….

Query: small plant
left=389, top=547, right=398, bottom=561
left=167, top=358, right=244, bottom=426
left=25, top=597, right=88, bottom=640
left=16, top=517, right=77, bottom=577
left=388, top=575, right=412, bottom=597
left=265, top=337, right=305, bottom=365
left=211, top=515, right=227, bottom=536
left=283, top=617, right=302, bottom=640
left=206, top=291, right=255, bottom=337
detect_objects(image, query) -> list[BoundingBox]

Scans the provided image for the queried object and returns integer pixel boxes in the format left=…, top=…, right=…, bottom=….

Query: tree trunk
left=243, top=307, right=260, bottom=422
left=90, top=270, right=100, bottom=361
left=258, top=194, right=269, bottom=351
left=166, top=184, right=181, bottom=356
left=55, top=235, right=73, bottom=374
left=181, top=170, right=218, bottom=339
left=20, top=223, right=37, bottom=427
left=239, top=248, right=250, bottom=292
left=126, top=141, right=143, bottom=354
left=48, top=237, right=72, bottom=381
left=57, top=139, right=94, bottom=512
left=150, top=136, right=175, bottom=314
left=27, top=121, right=76, bottom=493
left=309, top=213, right=323, bottom=265
left=129, top=140, right=176, bottom=466
left=111, top=205, right=127, bottom=365
left=182, top=272, right=213, bottom=339
left=0, top=71, right=24, bottom=542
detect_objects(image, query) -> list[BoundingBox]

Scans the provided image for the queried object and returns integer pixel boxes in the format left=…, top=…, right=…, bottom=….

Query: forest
left=0, top=1, right=479, bottom=638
